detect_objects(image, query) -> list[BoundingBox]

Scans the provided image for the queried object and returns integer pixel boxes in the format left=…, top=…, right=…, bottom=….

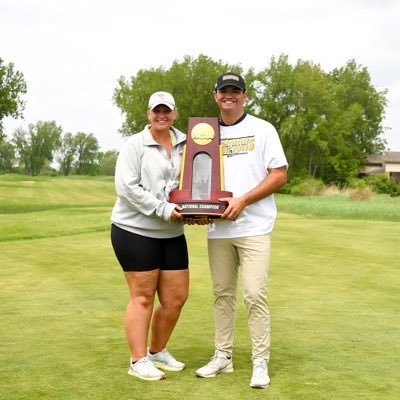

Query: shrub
left=348, top=178, right=369, bottom=190
left=348, top=186, right=374, bottom=200
left=290, top=176, right=325, bottom=196
left=364, top=174, right=400, bottom=196
left=321, top=185, right=343, bottom=196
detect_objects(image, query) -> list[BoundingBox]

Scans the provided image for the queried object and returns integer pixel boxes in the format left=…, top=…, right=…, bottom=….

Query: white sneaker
left=128, top=357, right=166, bottom=381
left=195, top=350, right=233, bottom=378
left=249, top=357, right=270, bottom=388
left=147, top=348, right=185, bottom=371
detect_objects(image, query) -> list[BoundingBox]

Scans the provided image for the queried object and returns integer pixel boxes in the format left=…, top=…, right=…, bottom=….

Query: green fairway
left=0, top=175, right=399, bottom=399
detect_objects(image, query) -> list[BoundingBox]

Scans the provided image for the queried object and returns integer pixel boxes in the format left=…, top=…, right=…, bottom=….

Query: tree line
left=1, top=54, right=388, bottom=184
left=0, top=119, right=118, bottom=176
left=0, top=57, right=117, bottom=176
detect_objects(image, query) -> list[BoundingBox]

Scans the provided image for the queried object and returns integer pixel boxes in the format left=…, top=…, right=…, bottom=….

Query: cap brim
left=149, top=101, right=175, bottom=110
left=216, top=82, right=245, bottom=91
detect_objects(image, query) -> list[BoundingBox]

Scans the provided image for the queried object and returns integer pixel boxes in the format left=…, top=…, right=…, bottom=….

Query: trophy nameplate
left=169, top=117, right=232, bottom=218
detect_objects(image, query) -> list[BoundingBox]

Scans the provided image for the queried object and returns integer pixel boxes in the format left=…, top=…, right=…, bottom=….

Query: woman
left=111, top=91, right=188, bottom=381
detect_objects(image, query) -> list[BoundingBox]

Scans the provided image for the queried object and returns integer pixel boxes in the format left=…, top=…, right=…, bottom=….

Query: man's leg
left=195, top=238, right=237, bottom=378
left=208, top=238, right=239, bottom=357
left=235, top=234, right=271, bottom=361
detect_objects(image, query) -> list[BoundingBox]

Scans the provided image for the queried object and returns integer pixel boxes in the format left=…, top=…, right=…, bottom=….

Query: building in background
left=364, top=151, right=400, bottom=184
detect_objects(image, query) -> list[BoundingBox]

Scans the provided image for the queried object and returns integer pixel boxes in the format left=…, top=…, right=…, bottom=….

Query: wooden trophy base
left=169, top=189, right=232, bottom=219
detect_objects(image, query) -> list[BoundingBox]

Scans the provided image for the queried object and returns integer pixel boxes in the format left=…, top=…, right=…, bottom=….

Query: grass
left=0, top=174, right=399, bottom=399
left=0, top=174, right=114, bottom=213
left=276, top=193, right=400, bottom=222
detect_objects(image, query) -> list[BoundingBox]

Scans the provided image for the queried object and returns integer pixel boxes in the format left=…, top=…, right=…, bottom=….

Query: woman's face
left=147, top=104, right=176, bottom=130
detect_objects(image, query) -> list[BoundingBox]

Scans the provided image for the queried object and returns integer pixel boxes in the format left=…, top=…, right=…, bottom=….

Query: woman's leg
left=149, top=269, right=189, bottom=352
left=124, top=270, right=159, bottom=361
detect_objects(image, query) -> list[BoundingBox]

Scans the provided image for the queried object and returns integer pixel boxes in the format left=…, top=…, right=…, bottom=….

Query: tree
left=0, top=58, right=27, bottom=133
left=12, top=121, right=62, bottom=176
left=113, top=54, right=240, bottom=136
left=74, top=132, right=100, bottom=175
left=331, top=60, right=387, bottom=153
left=303, top=60, right=387, bottom=184
left=251, top=55, right=387, bottom=184
left=253, top=56, right=333, bottom=178
left=0, top=136, right=15, bottom=173
left=98, top=150, right=118, bottom=175
left=57, top=132, right=77, bottom=176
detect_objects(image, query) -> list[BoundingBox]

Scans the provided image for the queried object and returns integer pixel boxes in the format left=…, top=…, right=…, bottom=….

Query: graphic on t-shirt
left=221, top=136, right=255, bottom=157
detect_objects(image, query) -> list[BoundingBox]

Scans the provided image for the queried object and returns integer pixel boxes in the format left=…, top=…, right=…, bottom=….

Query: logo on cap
left=148, top=91, right=175, bottom=110
left=222, top=75, right=239, bottom=82
left=215, top=72, right=245, bottom=91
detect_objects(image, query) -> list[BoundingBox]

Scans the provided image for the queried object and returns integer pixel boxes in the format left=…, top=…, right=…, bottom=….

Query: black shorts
left=111, top=224, right=189, bottom=272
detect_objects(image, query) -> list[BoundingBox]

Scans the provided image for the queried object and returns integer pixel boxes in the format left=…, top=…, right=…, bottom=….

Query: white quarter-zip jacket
left=111, top=125, right=186, bottom=238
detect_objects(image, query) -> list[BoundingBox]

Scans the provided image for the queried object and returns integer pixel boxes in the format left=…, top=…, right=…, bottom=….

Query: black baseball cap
left=215, top=72, right=246, bottom=91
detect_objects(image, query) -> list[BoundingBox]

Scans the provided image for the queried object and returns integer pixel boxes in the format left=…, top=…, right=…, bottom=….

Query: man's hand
left=218, top=166, right=287, bottom=222
left=219, top=196, right=246, bottom=221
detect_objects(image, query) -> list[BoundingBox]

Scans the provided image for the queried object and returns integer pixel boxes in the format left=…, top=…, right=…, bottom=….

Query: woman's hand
left=170, top=207, right=184, bottom=222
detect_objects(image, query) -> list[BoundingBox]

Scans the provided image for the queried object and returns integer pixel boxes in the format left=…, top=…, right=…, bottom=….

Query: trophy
left=169, top=117, right=232, bottom=219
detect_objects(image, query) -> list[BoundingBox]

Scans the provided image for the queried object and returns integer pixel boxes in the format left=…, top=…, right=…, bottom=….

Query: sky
left=1, top=0, right=400, bottom=152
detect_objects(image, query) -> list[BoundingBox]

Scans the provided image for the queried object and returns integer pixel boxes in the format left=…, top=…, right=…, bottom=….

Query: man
left=195, top=72, right=288, bottom=388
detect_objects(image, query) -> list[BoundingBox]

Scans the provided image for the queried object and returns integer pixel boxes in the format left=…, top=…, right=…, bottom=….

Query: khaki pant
left=208, top=234, right=271, bottom=361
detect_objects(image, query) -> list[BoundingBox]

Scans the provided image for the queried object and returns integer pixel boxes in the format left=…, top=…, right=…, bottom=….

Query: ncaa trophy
left=169, top=117, right=232, bottom=219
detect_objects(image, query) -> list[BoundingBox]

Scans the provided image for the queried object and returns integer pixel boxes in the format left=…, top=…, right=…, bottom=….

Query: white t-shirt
left=208, top=114, right=288, bottom=239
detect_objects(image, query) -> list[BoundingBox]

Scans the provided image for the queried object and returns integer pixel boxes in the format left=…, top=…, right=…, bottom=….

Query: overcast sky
left=1, top=0, right=399, bottom=152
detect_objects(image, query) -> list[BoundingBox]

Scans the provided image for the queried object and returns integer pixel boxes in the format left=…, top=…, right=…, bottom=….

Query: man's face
left=213, top=85, right=247, bottom=113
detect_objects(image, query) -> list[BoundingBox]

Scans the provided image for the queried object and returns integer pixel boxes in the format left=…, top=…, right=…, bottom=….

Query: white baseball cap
left=148, top=91, right=175, bottom=110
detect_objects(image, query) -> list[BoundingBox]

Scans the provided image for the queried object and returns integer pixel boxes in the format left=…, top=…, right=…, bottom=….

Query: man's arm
left=220, top=166, right=287, bottom=221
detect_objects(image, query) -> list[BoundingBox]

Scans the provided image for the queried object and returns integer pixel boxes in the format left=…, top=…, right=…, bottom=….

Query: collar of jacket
left=143, top=125, right=186, bottom=147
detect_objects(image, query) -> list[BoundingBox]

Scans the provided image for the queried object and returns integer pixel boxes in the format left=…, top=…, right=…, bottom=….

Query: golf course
left=0, top=174, right=398, bottom=399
